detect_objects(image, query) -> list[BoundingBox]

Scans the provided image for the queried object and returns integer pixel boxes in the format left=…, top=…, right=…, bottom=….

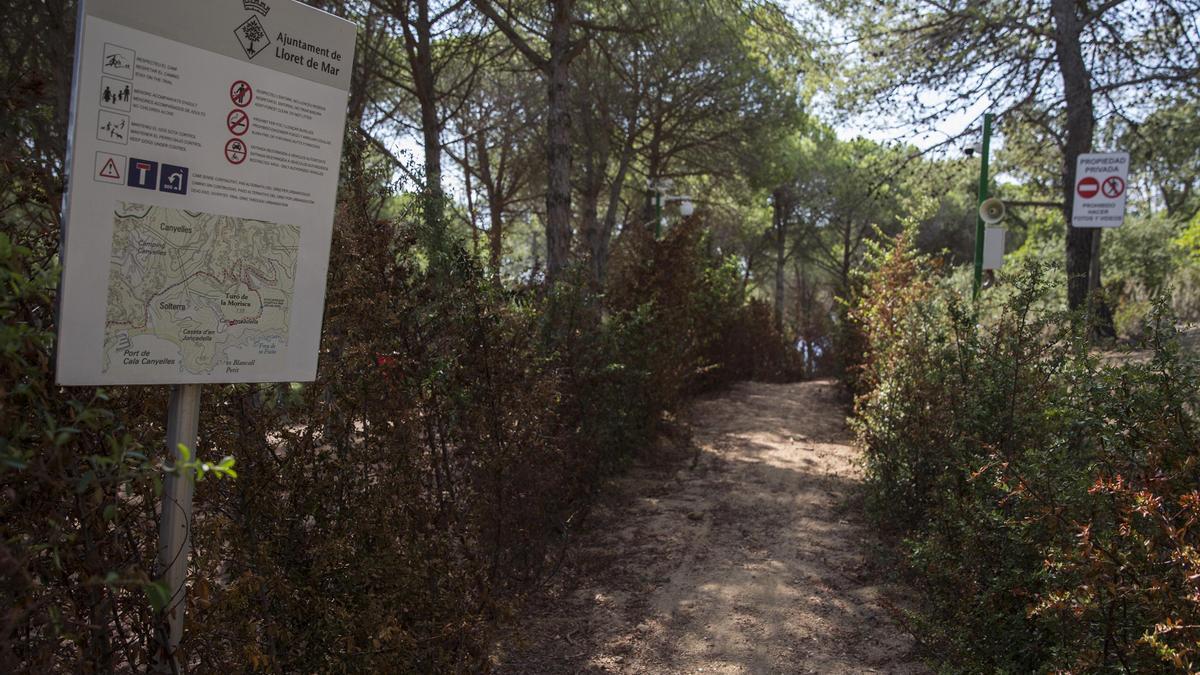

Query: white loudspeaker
left=979, top=197, right=1006, bottom=225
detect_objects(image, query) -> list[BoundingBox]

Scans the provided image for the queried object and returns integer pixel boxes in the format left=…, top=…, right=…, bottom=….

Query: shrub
left=849, top=228, right=1200, bottom=672
left=0, top=231, right=163, bottom=670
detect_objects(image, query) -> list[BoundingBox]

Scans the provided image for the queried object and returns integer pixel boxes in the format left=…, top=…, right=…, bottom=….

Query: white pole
left=154, top=383, right=202, bottom=670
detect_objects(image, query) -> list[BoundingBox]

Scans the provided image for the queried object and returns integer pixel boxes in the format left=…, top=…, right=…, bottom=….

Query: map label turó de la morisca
left=56, top=0, right=356, bottom=385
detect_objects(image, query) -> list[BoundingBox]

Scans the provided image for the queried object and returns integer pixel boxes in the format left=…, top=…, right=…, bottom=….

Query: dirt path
left=494, top=380, right=927, bottom=674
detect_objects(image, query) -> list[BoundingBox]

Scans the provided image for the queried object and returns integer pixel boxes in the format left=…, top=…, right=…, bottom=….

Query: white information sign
left=56, top=0, right=356, bottom=385
left=982, top=227, right=1005, bottom=271
left=1071, top=152, right=1130, bottom=229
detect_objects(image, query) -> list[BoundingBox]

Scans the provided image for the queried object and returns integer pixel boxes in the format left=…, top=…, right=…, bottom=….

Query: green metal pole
left=654, top=189, right=663, bottom=239
left=972, top=112, right=993, bottom=299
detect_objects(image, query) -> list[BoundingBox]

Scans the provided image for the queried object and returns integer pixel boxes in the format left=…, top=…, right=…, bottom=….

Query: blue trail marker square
left=159, top=164, right=189, bottom=195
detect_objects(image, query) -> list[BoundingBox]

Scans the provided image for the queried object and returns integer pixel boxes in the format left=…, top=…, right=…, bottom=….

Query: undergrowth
left=846, top=227, right=1200, bottom=672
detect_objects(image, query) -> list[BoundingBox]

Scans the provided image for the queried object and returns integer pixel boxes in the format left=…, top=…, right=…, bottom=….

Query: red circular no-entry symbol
left=1077, top=176, right=1099, bottom=199
left=224, top=138, right=248, bottom=164
left=226, top=109, right=250, bottom=136
left=1101, top=175, right=1125, bottom=199
left=230, top=80, right=253, bottom=107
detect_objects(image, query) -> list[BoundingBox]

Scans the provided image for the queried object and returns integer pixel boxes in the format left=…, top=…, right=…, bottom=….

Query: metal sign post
left=154, top=383, right=202, bottom=669
left=972, top=112, right=994, bottom=299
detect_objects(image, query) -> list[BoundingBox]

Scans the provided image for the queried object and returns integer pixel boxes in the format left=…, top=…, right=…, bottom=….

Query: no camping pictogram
left=1077, top=176, right=1099, bottom=199
left=230, top=80, right=253, bottom=107
left=224, top=138, right=248, bottom=164
left=227, top=109, right=250, bottom=136
left=1101, top=175, right=1125, bottom=199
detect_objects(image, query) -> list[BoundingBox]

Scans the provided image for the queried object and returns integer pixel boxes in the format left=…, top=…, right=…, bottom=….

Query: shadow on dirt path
left=494, top=380, right=927, bottom=674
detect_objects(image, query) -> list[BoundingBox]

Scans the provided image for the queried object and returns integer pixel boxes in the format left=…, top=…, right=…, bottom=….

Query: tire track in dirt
left=495, top=380, right=927, bottom=674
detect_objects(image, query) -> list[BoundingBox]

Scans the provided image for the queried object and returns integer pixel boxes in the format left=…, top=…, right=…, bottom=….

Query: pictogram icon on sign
left=94, top=151, right=126, bottom=184
left=227, top=109, right=250, bottom=136
left=159, top=163, right=189, bottom=195
left=100, top=158, right=121, bottom=179
left=1076, top=176, right=1099, bottom=199
left=230, top=80, right=253, bottom=107
left=224, top=138, right=248, bottom=164
left=127, top=158, right=159, bottom=190
left=97, top=110, right=129, bottom=145
left=102, top=43, right=135, bottom=80
left=1101, top=175, right=1125, bottom=199
left=100, top=76, right=133, bottom=113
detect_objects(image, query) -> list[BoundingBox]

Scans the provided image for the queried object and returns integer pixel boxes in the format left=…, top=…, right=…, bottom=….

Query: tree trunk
left=840, top=219, right=853, bottom=296
left=462, top=136, right=479, bottom=258
left=488, top=206, right=504, bottom=281
left=577, top=142, right=605, bottom=287
left=345, top=8, right=382, bottom=127
left=773, top=188, right=786, bottom=334
left=397, top=0, right=444, bottom=244
left=641, top=126, right=664, bottom=228
left=1051, top=0, right=1096, bottom=312
left=595, top=134, right=636, bottom=285
left=544, top=0, right=574, bottom=281
left=415, top=1, right=443, bottom=239
left=473, top=132, right=504, bottom=281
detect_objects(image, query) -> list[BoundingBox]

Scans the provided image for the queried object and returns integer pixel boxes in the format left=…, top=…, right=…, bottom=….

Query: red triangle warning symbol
left=99, top=157, right=121, bottom=179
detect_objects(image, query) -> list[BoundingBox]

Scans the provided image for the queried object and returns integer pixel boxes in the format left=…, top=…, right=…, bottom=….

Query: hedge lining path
left=495, top=380, right=928, bottom=674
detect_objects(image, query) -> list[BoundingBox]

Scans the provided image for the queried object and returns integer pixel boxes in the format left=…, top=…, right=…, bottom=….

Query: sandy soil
left=493, top=380, right=927, bottom=674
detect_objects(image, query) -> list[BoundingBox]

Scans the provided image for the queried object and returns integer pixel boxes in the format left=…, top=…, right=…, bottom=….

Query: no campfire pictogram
left=230, top=80, right=253, bottom=107
left=224, top=138, right=248, bottom=164
left=1076, top=176, right=1099, bottom=199
left=227, top=109, right=250, bottom=136
left=1101, top=175, right=1125, bottom=199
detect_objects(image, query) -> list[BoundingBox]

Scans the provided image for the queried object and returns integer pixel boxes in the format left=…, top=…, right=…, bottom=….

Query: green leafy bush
left=1, top=232, right=164, bottom=670
left=849, top=228, right=1200, bottom=672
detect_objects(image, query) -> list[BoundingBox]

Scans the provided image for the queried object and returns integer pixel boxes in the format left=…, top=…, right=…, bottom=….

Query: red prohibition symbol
left=230, top=80, right=253, bottom=107
left=1101, top=175, right=1125, bottom=199
left=1076, top=176, right=1099, bottom=199
left=224, top=138, right=248, bottom=165
left=226, top=109, right=250, bottom=136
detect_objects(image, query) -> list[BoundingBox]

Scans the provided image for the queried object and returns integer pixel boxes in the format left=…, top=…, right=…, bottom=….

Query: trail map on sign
left=103, top=202, right=299, bottom=375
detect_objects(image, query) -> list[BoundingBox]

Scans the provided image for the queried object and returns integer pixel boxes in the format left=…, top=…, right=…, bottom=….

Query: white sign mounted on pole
left=56, top=0, right=357, bottom=386
left=1071, top=152, right=1130, bottom=228
left=982, top=227, right=1005, bottom=271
